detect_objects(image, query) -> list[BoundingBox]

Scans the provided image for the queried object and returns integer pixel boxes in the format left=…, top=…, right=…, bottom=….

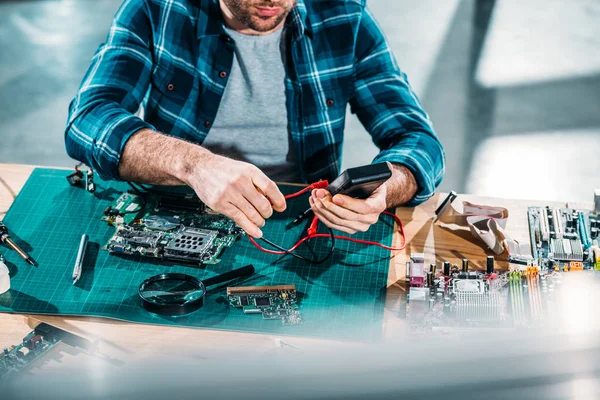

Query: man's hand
left=184, top=154, right=286, bottom=238
left=309, top=163, right=417, bottom=234
left=310, top=185, right=387, bottom=234
left=118, top=129, right=286, bottom=238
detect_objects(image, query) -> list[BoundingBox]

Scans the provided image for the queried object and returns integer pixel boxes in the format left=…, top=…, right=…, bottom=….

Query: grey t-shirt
left=202, top=26, right=300, bottom=182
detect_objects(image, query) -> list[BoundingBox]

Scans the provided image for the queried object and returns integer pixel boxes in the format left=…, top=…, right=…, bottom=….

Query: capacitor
left=405, top=261, right=411, bottom=282
left=462, top=258, right=469, bottom=272
left=594, top=189, right=600, bottom=214
left=443, top=261, right=451, bottom=276
left=486, top=256, right=494, bottom=274
left=429, top=263, right=436, bottom=275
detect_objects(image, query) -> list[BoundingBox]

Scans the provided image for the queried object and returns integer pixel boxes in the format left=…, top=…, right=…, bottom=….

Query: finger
left=251, top=171, right=286, bottom=212
left=313, top=192, right=378, bottom=225
left=311, top=196, right=370, bottom=233
left=331, top=187, right=386, bottom=215
left=223, top=204, right=262, bottom=238
left=232, top=197, right=266, bottom=229
left=241, top=183, right=273, bottom=219
left=311, top=199, right=357, bottom=234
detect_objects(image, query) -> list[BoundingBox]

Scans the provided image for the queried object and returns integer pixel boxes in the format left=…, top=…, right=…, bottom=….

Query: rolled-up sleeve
left=349, top=6, right=445, bottom=206
left=65, top=0, right=155, bottom=180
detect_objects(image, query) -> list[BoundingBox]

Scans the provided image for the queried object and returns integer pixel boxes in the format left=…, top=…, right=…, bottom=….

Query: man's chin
left=248, top=15, right=283, bottom=32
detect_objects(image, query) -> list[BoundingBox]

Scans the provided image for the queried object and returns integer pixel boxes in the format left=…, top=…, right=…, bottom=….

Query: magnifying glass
left=139, top=264, right=255, bottom=316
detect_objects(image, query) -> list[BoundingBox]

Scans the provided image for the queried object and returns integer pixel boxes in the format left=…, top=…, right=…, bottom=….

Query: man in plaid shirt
left=66, top=0, right=445, bottom=238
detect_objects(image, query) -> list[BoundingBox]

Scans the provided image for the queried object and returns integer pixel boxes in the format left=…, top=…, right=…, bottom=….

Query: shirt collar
left=197, top=0, right=311, bottom=40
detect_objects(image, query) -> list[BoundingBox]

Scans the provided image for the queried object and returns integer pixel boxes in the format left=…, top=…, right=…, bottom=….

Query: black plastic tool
left=287, top=162, right=392, bottom=229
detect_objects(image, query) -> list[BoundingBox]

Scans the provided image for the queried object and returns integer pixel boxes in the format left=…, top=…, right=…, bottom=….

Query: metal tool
left=0, top=222, right=37, bottom=266
left=72, top=234, right=88, bottom=284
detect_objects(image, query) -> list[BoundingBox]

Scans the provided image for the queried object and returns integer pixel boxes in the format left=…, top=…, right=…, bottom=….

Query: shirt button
left=204, top=121, right=212, bottom=128
left=326, top=99, right=335, bottom=107
left=219, top=71, right=227, bottom=79
left=167, top=83, right=175, bottom=91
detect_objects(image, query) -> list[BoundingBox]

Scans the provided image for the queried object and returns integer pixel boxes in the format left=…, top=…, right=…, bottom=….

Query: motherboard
left=404, top=255, right=566, bottom=332
left=527, top=206, right=600, bottom=270
left=227, top=285, right=302, bottom=325
left=102, top=192, right=244, bottom=265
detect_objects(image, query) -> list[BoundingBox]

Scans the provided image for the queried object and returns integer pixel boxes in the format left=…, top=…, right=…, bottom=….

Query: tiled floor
left=0, top=0, right=598, bottom=202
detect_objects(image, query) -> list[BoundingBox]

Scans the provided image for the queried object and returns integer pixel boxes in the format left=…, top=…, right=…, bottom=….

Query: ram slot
left=540, top=208, right=550, bottom=241
left=552, top=208, right=563, bottom=238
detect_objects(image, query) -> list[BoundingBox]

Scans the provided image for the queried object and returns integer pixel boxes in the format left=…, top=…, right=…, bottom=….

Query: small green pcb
left=227, top=285, right=302, bottom=325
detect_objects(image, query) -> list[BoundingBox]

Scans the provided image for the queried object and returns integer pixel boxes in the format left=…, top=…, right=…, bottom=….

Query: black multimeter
left=287, top=162, right=393, bottom=229
left=325, top=162, right=392, bottom=199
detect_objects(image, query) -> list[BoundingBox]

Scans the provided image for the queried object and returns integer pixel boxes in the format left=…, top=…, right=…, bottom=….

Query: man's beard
left=223, top=0, right=297, bottom=33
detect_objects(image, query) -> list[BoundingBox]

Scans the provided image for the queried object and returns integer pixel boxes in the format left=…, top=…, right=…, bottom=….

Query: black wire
left=258, top=227, right=335, bottom=265
left=259, top=237, right=313, bottom=263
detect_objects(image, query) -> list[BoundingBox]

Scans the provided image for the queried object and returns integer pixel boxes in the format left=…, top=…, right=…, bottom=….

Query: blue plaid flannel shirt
left=65, top=0, right=445, bottom=206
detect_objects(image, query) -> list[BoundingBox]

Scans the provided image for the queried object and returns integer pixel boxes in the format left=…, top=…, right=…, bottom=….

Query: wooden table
left=0, top=163, right=591, bottom=359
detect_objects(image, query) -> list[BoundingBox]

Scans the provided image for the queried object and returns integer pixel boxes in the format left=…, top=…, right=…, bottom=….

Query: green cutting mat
left=0, top=168, right=393, bottom=340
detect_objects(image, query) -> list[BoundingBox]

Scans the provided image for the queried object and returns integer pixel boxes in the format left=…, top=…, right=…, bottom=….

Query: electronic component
left=594, top=189, right=600, bottom=214
left=1, top=324, right=60, bottom=380
left=103, top=192, right=243, bottom=266
left=427, top=264, right=435, bottom=286
left=288, top=163, right=392, bottom=228
left=66, top=169, right=84, bottom=186
left=461, top=258, right=469, bottom=273
left=409, top=253, right=425, bottom=287
left=85, top=169, right=95, bottom=193
left=486, top=256, right=494, bottom=274
left=227, top=285, right=301, bottom=325
left=551, top=208, right=563, bottom=238
left=443, top=261, right=451, bottom=276
left=578, top=212, right=592, bottom=250
left=325, top=162, right=392, bottom=199
left=528, top=206, right=597, bottom=269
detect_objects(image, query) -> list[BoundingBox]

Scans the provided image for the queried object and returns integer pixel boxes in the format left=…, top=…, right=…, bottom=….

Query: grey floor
left=0, top=0, right=599, bottom=202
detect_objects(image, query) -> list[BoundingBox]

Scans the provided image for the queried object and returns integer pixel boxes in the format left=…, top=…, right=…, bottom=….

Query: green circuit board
left=227, top=285, right=302, bottom=325
left=102, top=191, right=244, bottom=265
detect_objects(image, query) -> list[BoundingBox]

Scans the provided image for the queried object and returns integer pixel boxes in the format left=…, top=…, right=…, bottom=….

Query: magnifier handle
left=202, top=264, right=255, bottom=287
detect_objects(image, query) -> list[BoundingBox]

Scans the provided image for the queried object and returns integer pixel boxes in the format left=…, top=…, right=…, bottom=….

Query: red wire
left=283, top=186, right=312, bottom=200
left=248, top=209, right=407, bottom=255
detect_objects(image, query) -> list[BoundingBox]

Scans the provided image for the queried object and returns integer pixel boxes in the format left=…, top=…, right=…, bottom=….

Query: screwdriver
left=0, top=222, right=38, bottom=266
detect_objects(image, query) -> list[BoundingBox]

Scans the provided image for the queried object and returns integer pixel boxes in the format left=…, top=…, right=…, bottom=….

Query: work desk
left=0, top=163, right=592, bottom=359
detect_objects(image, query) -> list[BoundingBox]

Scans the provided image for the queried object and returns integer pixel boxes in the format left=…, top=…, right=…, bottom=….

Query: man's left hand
left=309, top=185, right=387, bottom=234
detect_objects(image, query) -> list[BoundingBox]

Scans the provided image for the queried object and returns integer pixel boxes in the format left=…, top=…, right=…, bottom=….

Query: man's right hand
left=183, top=153, right=286, bottom=238
left=118, top=129, right=286, bottom=239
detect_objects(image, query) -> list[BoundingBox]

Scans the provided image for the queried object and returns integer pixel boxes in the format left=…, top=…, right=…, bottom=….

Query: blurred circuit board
left=0, top=324, right=60, bottom=380
left=227, top=285, right=302, bottom=325
left=403, top=254, right=570, bottom=333
left=527, top=206, right=600, bottom=270
left=102, top=192, right=244, bottom=265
